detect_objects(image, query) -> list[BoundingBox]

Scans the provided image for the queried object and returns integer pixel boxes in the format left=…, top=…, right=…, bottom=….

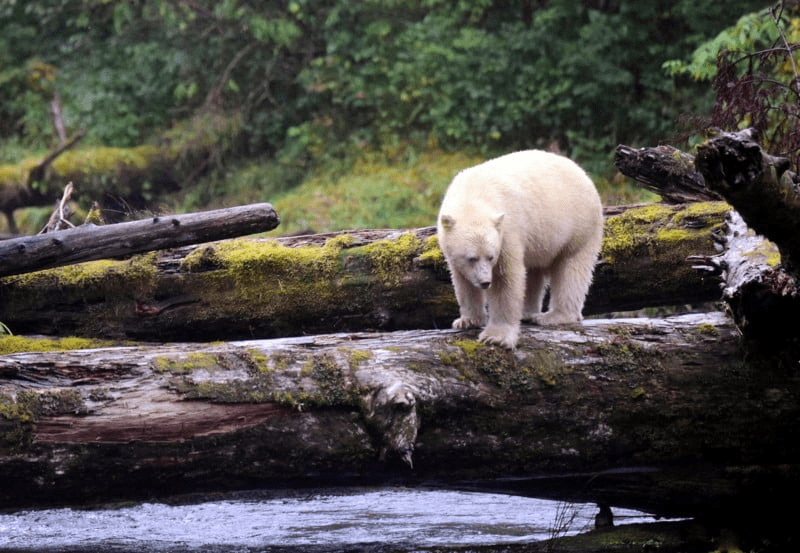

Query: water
left=0, top=488, right=665, bottom=552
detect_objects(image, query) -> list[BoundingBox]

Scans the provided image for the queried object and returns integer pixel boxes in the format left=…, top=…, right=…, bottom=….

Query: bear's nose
left=479, top=281, right=491, bottom=289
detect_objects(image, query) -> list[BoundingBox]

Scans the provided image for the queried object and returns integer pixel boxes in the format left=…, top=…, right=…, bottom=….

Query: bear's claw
left=478, top=325, right=519, bottom=349
left=452, top=317, right=483, bottom=329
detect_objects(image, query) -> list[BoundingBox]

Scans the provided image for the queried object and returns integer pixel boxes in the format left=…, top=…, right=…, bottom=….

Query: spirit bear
left=437, top=150, right=603, bottom=349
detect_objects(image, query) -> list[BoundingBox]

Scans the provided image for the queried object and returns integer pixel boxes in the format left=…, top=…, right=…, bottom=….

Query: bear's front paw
left=452, top=317, right=483, bottom=330
left=530, top=311, right=581, bottom=326
left=478, top=324, right=519, bottom=349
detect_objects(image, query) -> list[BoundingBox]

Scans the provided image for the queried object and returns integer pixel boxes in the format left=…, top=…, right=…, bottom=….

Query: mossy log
left=2, top=311, right=798, bottom=526
left=0, top=113, right=242, bottom=232
left=0, top=203, right=728, bottom=341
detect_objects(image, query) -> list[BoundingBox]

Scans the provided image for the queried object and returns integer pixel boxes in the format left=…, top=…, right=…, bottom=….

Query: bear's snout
left=479, top=280, right=491, bottom=289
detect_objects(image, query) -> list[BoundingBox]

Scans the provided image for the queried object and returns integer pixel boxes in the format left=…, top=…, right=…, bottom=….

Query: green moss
left=0, top=393, right=33, bottom=423
left=442, top=338, right=568, bottom=394
left=174, top=237, right=356, bottom=333
left=13, top=252, right=158, bottom=292
left=418, top=235, right=445, bottom=267
left=309, top=353, right=352, bottom=406
left=527, top=349, right=566, bottom=386
left=324, top=233, right=356, bottom=250
left=436, top=349, right=463, bottom=369
left=152, top=353, right=220, bottom=374
left=269, top=351, right=295, bottom=373
left=741, top=240, right=782, bottom=268
left=0, top=335, right=112, bottom=354
left=344, top=349, right=372, bottom=371
left=602, top=202, right=730, bottom=265
left=451, top=338, right=483, bottom=356
left=363, top=232, right=422, bottom=286
left=596, top=339, right=664, bottom=373
left=697, top=323, right=719, bottom=336
left=246, top=349, right=272, bottom=373
left=671, top=200, right=730, bottom=224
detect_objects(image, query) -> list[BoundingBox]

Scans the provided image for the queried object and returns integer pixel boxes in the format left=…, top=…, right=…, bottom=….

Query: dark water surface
left=0, top=488, right=669, bottom=552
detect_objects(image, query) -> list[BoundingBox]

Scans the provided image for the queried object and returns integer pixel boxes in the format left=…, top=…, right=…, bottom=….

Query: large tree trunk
left=0, top=203, right=728, bottom=341
left=3, top=311, right=797, bottom=528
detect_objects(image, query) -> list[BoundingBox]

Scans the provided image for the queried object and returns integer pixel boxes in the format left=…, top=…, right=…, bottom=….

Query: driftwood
left=4, top=311, right=798, bottom=528
left=0, top=202, right=279, bottom=278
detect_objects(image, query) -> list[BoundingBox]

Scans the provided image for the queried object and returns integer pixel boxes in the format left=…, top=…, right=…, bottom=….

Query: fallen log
left=0, top=202, right=280, bottom=278
left=0, top=203, right=729, bottom=341
left=615, top=144, right=720, bottom=203
left=2, top=311, right=798, bottom=527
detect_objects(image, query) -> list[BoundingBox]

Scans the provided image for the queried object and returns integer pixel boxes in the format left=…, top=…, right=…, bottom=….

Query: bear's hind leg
left=533, top=246, right=596, bottom=326
left=451, top=271, right=486, bottom=329
left=521, top=268, right=547, bottom=321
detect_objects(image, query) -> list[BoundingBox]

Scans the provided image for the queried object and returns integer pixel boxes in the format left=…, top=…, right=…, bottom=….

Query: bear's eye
left=466, top=256, right=479, bottom=264
left=486, top=255, right=494, bottom=262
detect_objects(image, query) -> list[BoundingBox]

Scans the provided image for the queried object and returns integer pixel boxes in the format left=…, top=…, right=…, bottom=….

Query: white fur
left=437, top=150, right=604, bottom=349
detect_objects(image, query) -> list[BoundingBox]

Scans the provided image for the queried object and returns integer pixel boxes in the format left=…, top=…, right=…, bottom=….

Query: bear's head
left=439, top=212, right=504, bottom=289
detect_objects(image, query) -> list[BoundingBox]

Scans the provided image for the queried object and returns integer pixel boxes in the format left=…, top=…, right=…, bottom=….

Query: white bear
left=437, top=150, right=603, bottom=349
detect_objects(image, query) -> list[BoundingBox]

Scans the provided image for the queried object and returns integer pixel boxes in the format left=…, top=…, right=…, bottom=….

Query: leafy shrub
left=665, top=3, right=800, bottom=165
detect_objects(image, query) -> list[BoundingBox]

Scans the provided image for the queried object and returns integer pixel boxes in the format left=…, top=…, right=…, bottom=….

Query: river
left=0, top=487, right=669, bottom=552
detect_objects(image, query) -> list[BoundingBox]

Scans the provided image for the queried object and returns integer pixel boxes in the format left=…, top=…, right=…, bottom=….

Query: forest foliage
left=0, top=0, right=792, bottom=232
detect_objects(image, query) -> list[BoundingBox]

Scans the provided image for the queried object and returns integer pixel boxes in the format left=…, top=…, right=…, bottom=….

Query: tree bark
left=0, top=203, right=727, bottom=341
left=0, top=202, right=279, bottom=278
left=3, top=311, right=797, bottom=526
left=695, top=127, right=800, bottom=272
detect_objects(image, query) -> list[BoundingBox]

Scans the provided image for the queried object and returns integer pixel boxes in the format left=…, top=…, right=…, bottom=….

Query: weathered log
left=615, top=144, right=721, bottom=203
left=0, top=203, right=729, bottom=341
left=2, top=311, right=798, bottom=526
left=0, top=202, right=280, bottom=278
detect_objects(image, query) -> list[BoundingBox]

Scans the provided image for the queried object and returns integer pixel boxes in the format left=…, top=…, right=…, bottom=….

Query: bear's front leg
left=479, top=266, right=524, bottom=349
left=451, top=271, right=486, bottom=329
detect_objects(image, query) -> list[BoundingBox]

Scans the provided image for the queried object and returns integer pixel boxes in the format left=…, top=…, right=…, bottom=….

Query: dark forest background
left=1, top=0, right=794, bottom=234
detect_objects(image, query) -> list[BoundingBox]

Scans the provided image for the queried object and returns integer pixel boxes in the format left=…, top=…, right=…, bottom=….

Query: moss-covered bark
left=0, top=203, right=728, bottom=341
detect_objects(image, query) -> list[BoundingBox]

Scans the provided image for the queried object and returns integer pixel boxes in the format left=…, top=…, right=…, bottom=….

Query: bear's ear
left=440, top=214, right=456, bottom=230
left=491, top=212, right=505, bottom=229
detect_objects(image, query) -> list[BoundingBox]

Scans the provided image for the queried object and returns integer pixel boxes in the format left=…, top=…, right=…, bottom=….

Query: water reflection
left=0, top=488, right=664, bottom=552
